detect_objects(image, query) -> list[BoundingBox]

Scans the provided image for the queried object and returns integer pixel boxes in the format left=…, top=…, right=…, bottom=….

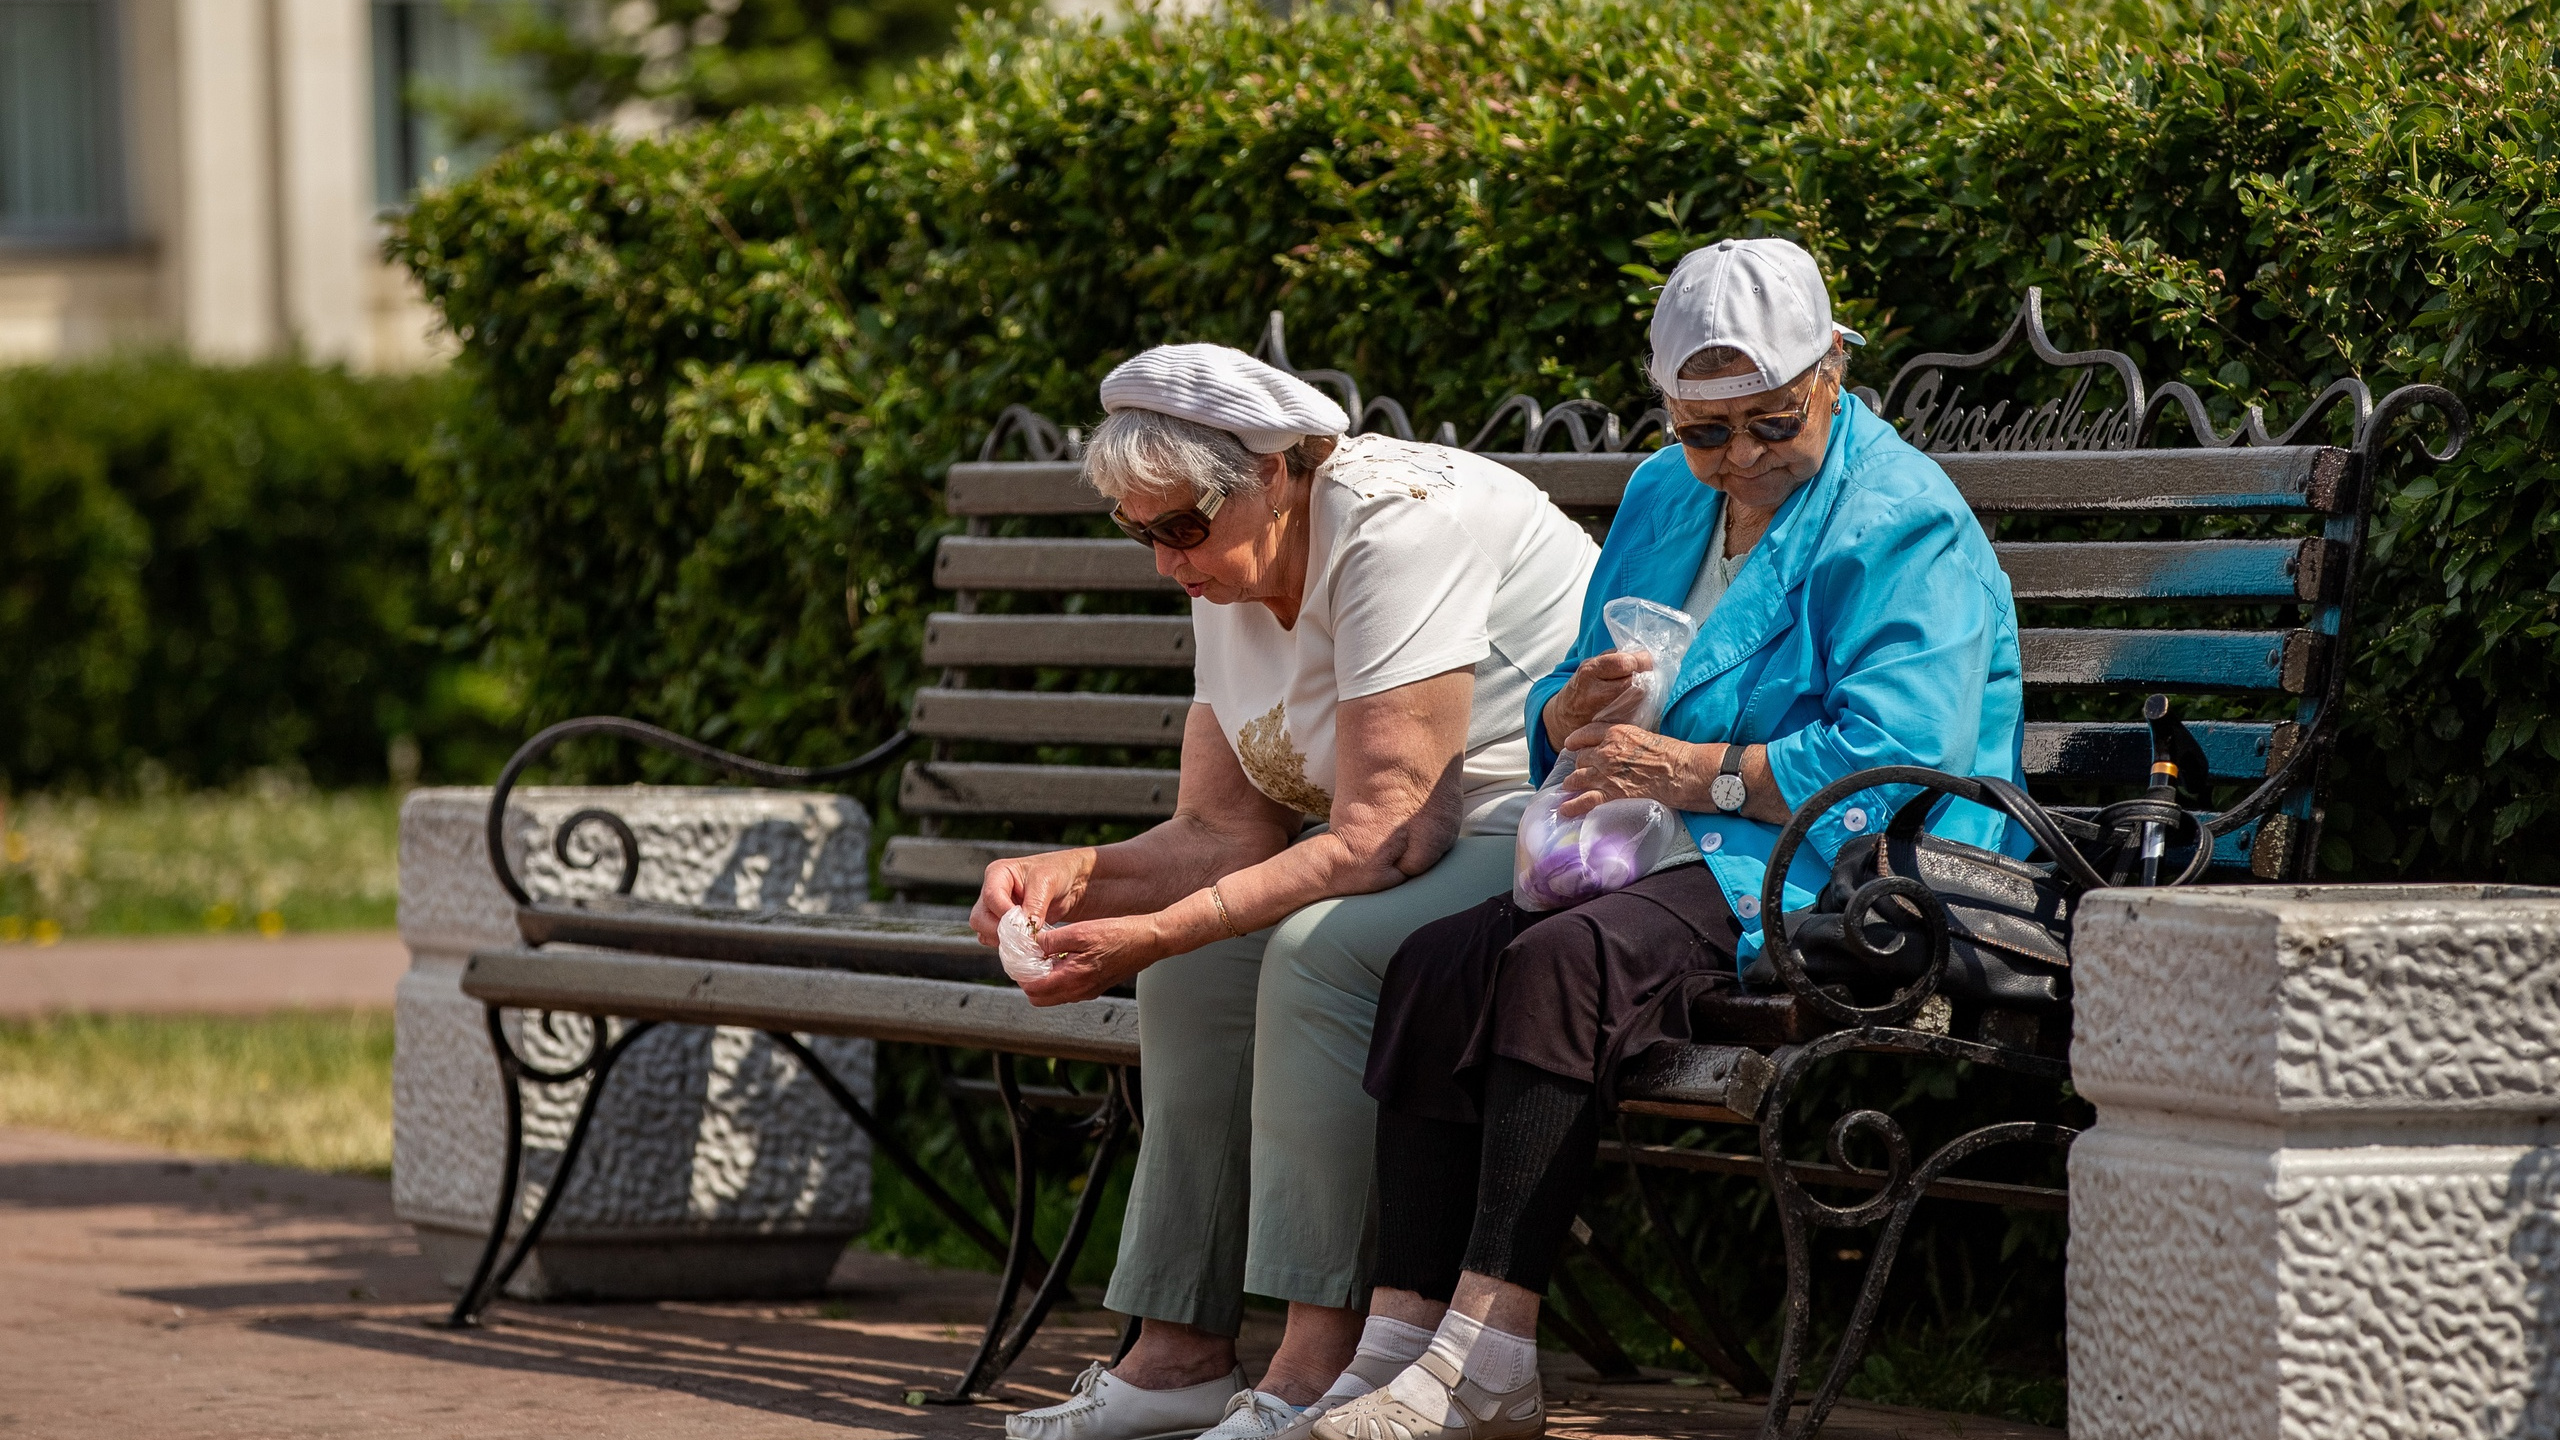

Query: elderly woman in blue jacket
left=1303, top=238, right=2027, bottom=1440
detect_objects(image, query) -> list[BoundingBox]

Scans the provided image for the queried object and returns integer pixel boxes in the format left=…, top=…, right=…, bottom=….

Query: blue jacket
left=1525, top=395, right=2026, bottom=962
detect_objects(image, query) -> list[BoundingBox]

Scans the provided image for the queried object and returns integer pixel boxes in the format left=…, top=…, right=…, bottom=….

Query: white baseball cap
left=1647, top=237, right=1865, bottom=402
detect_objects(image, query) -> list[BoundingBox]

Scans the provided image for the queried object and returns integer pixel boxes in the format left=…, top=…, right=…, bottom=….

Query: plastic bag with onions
left=1512, top=596, right=1703, bottom=912
left=997, top=907, right=1053, bottom=982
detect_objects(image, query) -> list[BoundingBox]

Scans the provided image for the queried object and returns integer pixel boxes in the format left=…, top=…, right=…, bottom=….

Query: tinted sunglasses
left=1671, top=380, right=1824, bottom=452
left=1111, top=487, right=1228, bottom=550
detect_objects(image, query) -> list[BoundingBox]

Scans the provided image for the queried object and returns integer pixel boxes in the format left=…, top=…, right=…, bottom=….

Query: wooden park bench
left=446, top=297, right=2463, bottom=1435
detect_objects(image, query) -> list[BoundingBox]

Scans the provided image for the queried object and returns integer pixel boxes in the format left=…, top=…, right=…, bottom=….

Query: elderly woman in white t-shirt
left=974, top=345, right=1597, bottom=1440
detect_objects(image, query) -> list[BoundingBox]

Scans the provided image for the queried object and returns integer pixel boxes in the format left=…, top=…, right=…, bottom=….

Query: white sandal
left=1310, top=1352, right=1543, bottom=1440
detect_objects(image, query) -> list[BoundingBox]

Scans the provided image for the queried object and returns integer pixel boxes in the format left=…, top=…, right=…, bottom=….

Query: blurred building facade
left=0, top=0, right=524, bottom=369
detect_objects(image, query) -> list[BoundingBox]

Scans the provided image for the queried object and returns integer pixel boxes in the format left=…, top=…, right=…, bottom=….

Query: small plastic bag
left=1512, top=597, right=1704, bottom=911
left=997, top=906, right=1053, bottom=983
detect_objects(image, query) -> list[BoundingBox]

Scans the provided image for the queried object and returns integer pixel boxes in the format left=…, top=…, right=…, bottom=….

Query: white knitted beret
left=1097, top=343, right=1350, bottom=454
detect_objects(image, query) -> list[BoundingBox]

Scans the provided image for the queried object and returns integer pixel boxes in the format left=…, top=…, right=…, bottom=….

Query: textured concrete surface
left=396, top=788, right=875, bottom=1300
left=2068, top=884, right=2560, bottom=1439
left=0, top=1126, right=2051, bottom=1440
left=0, top=931, right=408, bottom=1015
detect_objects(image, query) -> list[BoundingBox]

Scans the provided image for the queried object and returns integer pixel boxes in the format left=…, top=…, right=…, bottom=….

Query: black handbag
left=1742, top=762, right=2217, bottom=1016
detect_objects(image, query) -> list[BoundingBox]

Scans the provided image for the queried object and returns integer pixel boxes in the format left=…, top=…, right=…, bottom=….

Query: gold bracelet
left=1209, top=884, right=1244, bottom=938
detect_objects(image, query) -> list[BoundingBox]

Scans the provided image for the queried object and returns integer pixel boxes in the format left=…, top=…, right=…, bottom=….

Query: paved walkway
left=0, top=931, right=408, bottom=1015
left=0, top=1126, right=2055, bottom=1439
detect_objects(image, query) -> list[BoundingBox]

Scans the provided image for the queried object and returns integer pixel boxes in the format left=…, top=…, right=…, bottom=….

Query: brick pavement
left=0, top=931, right=408, bottom=1016
left=0, top=1127, right=2055, bottom=1439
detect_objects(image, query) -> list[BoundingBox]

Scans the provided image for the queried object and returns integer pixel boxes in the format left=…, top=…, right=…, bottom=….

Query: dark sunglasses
left=1672, top=379, right=1825, bottom=452
left=1110, top=488, right=1228, bottom=550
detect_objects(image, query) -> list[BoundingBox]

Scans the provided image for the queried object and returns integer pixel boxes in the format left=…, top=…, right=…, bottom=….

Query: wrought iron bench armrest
left=482, top=715, right=914, bottom=906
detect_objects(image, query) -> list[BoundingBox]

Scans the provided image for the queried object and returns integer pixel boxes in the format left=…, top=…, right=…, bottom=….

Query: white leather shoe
left=1006, top=1362, right=1248, bottom=1440
left=1195, top=1389, right=1318, bottom=1440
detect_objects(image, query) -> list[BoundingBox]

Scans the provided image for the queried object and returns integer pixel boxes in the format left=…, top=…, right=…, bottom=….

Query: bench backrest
left=887, top=293, right=2462, bottom=897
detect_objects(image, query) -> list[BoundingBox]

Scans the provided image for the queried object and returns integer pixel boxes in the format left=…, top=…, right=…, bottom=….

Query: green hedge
left=395, top=0, right=2554, bottom=881
left=0, top=359, right=513, bottom=791
left=390, top=0, right=2560, bottom=1413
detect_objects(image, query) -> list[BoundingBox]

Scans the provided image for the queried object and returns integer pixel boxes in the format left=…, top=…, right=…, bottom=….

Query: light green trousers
left=1101, top=835, right=1517, bottom=1335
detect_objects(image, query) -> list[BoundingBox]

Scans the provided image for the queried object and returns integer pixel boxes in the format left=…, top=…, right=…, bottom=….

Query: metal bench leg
left=1618, top=1144, right=1771, bottom=1396
left=1568, top=1212, right=1767, bottom=1396
left=767, top=1032, right=1017, bottom=1268
left=1544, top=1256, right=1644, bottom=1382
left=1751, top=1032, right=2074, bottom=1440
left=445, top=1006, right=659, bottom=1328
left=935, top=1060, right=1135, bottom=1403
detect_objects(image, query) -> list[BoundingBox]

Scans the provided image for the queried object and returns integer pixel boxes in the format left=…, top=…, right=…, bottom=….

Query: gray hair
left=1082, top=408, right=1339, bottom=505
left=1082, top=408, right=1266, bottom=505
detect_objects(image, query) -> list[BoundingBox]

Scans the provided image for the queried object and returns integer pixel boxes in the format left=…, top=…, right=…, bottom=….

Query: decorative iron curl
left=552, top=809, right=639, bottom=896
left=1812, top=1108, right=1913, bottom=1228
left=512, top=1008, right=615, bottom=1084
left=2361, top=381, right=2470, bottom=464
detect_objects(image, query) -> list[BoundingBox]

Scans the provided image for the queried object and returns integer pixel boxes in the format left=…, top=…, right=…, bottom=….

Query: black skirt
left=1363, top=862, right=1743, bottom=1125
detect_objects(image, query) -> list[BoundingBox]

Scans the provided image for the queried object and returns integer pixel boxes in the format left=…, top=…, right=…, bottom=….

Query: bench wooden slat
left=1946, top=446, right=2350, bottom=515
left=924, top=614, right=1194, bottom=669
left=944, top=446, right=2352, bottom=520
left=462, top=946, right=1141, bottom=1065
left=1493, top=453, right=1645, bottom=509
left=937, top=537, right=1176, bottom=593
left=931, top=617, right=2321, bottom=692
left=882, top=836, right=1067, bottom=889
left=900, top=761, right=1180, bottom=817
left=514, top=896, right=994, bottom=981
left=935, top=533, right=2330, bottom=606
left=1996, top=538, right=2332, bottom=604
left=946, top=461, right=1101, bottom=515
left=2020, top=627, right=2320, bottom=693
left=910, top=689, right=1192, bottom=745
left=2022, top=720, right=2290, bottom=783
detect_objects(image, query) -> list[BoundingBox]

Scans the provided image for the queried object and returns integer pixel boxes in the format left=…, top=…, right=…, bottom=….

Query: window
left=0, top=0, right=123, bottom=243
left=371, top=1, right=547, bottom=208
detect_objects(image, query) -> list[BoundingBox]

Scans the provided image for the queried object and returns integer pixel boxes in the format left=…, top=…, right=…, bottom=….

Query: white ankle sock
left=1385, top=1310, right=1540, bottom=1422
left=1320, top=1316, right=1435, bottom=1404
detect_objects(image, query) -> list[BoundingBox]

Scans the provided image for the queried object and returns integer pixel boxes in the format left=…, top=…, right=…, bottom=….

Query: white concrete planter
left=2068, top=884, right=2560, bottom=1438
left=394, top=785, right=876, bottom=1301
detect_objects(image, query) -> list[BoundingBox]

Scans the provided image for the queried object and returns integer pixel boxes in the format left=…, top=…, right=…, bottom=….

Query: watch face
left=1711, top=773, right=1747, bottom=812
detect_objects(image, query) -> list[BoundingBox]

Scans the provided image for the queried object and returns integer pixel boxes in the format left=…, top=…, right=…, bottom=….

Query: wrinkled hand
left=970, top=850, right=1092, bottom=947
left=1543, top=651, right=1654, bottom=747
left=1556, top=722, right=1709, bottom=817
left=1013, top=913, right=1170, bottom=1007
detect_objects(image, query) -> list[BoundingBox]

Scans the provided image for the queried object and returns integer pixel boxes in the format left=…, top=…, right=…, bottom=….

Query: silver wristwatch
left=1710, top=742, right=1748, bottom=814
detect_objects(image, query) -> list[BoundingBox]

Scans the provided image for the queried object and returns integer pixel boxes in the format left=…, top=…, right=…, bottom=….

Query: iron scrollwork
left=1871, top=285, right=2471, bottom=462
left=482, top=714, right=912, bottom=907
left=444, top=1008, right=662, bottom=1327
left=1750, top=1029, right=2076, bottom=1440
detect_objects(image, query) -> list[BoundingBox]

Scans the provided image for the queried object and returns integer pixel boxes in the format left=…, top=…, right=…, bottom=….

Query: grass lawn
left=0, top=778, right=400, bottom=941
left=0, top=1010, right=395, bottom=1175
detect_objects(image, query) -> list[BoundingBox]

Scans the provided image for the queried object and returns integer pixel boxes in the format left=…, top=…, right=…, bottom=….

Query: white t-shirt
left=1682, top=502, right=1744, bottom=620
left=1191, top=434, right=1599, bottom=835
